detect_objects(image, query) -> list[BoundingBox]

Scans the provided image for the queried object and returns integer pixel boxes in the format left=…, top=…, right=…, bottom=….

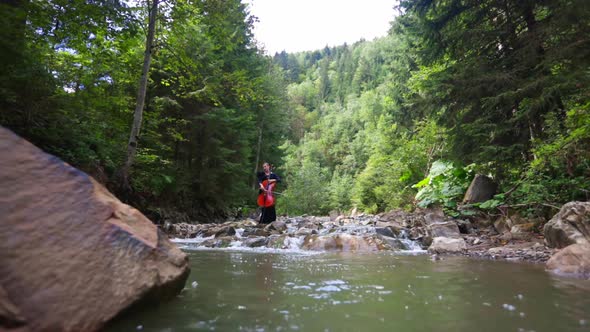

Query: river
left=107, top=246, right=590, bottom=332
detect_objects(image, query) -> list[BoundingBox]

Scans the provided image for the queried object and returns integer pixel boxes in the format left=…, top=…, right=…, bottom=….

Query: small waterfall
left=171, top=215, right=424, bottom=254
left=398, top=229, right=425, bottom=252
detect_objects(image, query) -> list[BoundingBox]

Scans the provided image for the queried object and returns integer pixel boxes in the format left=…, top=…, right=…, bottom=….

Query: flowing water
left=107, top=246, right=590, bottom=332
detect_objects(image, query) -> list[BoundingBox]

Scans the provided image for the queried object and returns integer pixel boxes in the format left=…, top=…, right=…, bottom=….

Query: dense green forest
left=1, top=0, right=589, bottom=222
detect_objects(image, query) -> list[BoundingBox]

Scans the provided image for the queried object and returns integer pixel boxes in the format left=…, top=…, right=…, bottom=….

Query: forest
left=1, top=0, right=589, bottom=222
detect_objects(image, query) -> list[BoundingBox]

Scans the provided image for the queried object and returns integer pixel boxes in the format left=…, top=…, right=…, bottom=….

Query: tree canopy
left=1, top=0, right=588, bottom=221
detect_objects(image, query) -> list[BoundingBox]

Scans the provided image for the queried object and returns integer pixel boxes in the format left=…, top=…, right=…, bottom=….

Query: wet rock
left=242, top=237, right=267, bottom=248
left=214, top=236, right=235, bottom=248
left=242, top=227, right=271, bottom=237
left=456, top=219, right=474, bottom=234
left=200, top=236, right=235, bottom=248
left=376, top=234, right=408, bottom=250
left=0, top=127, right=190, bottom=332
left=266, top=220, right=287, bottom=233
left=375, top=227, right=397, bottom=238
left=427, top=237, right=467, bottom=254
left=378, top=210, right=411, bottom=228
left=462, top=174, right=497, bottom=203
left=427, top=222, right=461, bottom=238
left=215, top=226, right=236, bottom=238
left=302, top=234, right=384, bottom=252
left=469, top=241, right=554, bottom=263
left=236, top=219, right=258, bottom=228
left=423, top=209, right=445, bottom=225
left=267, top=235, right=291, bottom=249
left=544, top=201, right=590, bottom=248
left=295, top=228, right=316, bottom=236
left=546, top=244, right=590, bottom=279
left=409, top=227, right=427, bottom=240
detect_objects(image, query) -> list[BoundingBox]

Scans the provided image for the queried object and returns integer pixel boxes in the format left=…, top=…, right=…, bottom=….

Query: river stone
left=295, top=228, right=316, bottom=236
left=543, top=201, right=590, bottom=248
left=376, top=234, right=408, bottom=250
left=427, top=237, right=467, bottom=254
left=462, top=174, right=497, bottom=203
left=423, top=209, right=445, bottom=225
left=546, top=244, right=590, bottom=279
left=266, top=220, right=287, bottom=232
left=0, top=127, right=190, bottom=332
left=427, top=222, right=461, bottom=238
left=302, top=234, right=384, bottom=252
left=266, top=234, right=291, bottom=249
left=375, top=226, right=397, bottom=238
left=242, top=236, right=267, bottom=247
left=214, top=226, right=236, bottom=238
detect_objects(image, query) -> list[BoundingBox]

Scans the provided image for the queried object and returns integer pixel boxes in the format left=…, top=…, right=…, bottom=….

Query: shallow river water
left=108, top=248, right=590, bottom=332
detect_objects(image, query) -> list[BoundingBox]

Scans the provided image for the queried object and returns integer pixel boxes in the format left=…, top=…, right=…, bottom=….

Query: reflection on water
left=107, top=251, right=590, bottom=332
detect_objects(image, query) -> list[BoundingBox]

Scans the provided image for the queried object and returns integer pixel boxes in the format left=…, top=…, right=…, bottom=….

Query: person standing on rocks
left=257, top=162, right=281, bottom=224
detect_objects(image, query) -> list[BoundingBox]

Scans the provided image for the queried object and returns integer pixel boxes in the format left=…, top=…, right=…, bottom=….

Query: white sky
left=246, top=0, right=398, bottom=54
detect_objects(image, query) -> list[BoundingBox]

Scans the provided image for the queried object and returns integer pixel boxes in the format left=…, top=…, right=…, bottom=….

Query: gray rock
left=214, top=226, right=236, bottom=238
left=463, top=174, right=497, bottom=203
left=427, top=237, right=467, bottom=254
left=427, top=222, right=461, bottom=238
left=546, top=243, right=590, bottom=279
left=243, top=237, right=267, bottom=247
left=0, top=127, right=189, bottom=332
left=295, top=228, right=315, bottom=236
left=456, top=219, right=474, bottom=234
left=266, top=220, right=287, bottom=232
left=375, top=227, right=397, bottom=238
left=543, top=201, right=590, bottom=248
left=423, top=209, right=445, bottom=225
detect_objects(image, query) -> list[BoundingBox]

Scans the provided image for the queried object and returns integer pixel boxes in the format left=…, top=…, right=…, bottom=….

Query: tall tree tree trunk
left=253, top=121, right=263, bottom=189
left=119, top=0, right=158, bottom=192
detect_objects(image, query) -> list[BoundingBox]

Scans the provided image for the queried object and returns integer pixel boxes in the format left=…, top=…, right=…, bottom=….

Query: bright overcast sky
left=245, top=0, right=398, bottom=54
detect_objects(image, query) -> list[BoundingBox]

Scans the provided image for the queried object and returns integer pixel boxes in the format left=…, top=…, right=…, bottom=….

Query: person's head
left=262, top=162, right=271, bottom=172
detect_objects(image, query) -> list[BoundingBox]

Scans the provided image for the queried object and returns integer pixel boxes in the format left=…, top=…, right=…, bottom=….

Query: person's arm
left=257, top=172, right=266, bottom=191
left=269, top=173, right=281, bottom=183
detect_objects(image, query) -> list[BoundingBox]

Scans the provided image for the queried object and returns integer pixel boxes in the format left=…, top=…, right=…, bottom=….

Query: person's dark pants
left=259, top=205, right=276, bottom=224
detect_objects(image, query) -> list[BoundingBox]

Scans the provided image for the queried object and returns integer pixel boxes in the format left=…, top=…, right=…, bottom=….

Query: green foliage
left=2, top=0, right=587, bottom=219
left=509, top=102, right=590, bottom=216
left=0, top=0, right=288, bottom=219
left=413, top=161, right=475, bottom=211
left=476, top=194, right=506, bottom=211
left=279, top=159, right=330, bottom=216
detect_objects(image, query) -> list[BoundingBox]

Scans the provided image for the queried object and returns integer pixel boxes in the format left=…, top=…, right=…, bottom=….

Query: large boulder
left=302, top=234, right=389, bottom=252
left=463, top=174, right=497, bottom=203
left=543, top=201, right=590, bottom=248
left=427, top=222, right=461, bottom=238
left=546, top=244, right=590, bottom=279
left=427, top=237, right=467, bottom=254
left=0, top=127, right=190, bottom=332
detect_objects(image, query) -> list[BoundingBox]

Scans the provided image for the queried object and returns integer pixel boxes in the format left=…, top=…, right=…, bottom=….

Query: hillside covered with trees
left=1, top=0, right=588, bottom=222
left=275, top=0, right=590, bottom=219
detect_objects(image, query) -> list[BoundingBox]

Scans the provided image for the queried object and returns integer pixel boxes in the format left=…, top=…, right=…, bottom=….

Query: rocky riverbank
left=164, top=202, right=590, bottom=279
